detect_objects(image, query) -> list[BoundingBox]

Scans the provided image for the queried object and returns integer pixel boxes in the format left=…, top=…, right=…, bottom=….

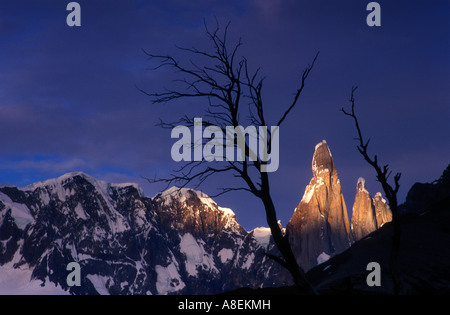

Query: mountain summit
left=286, top=140, right=352, bottom=271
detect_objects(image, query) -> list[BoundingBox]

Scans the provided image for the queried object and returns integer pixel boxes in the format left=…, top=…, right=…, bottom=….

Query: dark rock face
left=0, top=172, right=285, bottom=295
left=286, top=141, right=352, bottom=271
left=399, top=164, right=450, bottom=215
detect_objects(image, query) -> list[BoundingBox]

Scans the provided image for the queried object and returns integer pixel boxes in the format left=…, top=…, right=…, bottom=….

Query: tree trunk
left=259, top=183, right=317, bottom=294
left=389, top=203, right=402, bottom=294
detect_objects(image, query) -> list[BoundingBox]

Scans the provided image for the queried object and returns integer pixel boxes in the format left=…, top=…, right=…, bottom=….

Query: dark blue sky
left=1, top=0, right=449, bottom=230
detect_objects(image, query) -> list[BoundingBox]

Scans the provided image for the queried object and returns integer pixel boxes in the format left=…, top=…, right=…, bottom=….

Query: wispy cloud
left=0, top=156, right=89, bottom=174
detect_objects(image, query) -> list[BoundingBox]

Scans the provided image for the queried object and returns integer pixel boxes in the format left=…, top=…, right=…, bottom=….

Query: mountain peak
left=351, top=178, right=393, bottom=241
left=153, top=186, right=242, bottom=236
left=312, top=140, right=335, bottom=177
left=356, top=177, right=369, bottom=194
left=21, top=172, right=144, bottom=198
left=287, top=140, right=351, bottom=271
left=21, top=171, right=101, bottom=191
left=351, top=177, right=377, bottom=242
left=158, top=186, right=236, bottom=217
left=374, top=192, right=387, bottom=204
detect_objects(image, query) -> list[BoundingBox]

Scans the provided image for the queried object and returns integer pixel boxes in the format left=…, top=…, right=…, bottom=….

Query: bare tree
left=139, top=21, right=319, bottom=294
left=341, top=86, right=402, bottom=294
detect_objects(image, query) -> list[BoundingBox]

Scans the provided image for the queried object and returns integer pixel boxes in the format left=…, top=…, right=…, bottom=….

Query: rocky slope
left=286, top=140, right=352, bottom=271
left=0, top=172, right=285, bottom=295
left=399, top=164, right=450, bottom=215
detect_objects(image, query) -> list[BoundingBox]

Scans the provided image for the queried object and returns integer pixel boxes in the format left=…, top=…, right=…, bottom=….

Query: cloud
left=0, top=157, right=89, bottom=174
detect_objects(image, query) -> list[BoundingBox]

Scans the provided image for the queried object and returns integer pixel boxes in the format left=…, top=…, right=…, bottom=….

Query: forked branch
left=341, top=86, right=402, bottom=294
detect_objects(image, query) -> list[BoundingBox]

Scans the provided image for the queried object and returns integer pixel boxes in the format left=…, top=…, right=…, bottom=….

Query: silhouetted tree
left=342, top=86, right=402, bottom=294
left=140, top=21, right=319, bottom=294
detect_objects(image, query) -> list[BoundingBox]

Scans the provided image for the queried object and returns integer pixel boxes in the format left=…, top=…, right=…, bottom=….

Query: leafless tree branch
left=342, top=86, right=402, bottom=294
left=141, top=21, right=318, bottom=294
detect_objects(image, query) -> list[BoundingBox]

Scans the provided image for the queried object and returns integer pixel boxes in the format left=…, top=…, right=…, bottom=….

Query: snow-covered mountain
left=0, top=172, right=286, bottom=295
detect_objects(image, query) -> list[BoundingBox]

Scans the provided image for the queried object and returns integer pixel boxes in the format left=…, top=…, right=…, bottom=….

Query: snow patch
left=179, top=233, right=204, bottom=276
left=357, top=177, right=370, bottom=194
left=74, top=203, right=88, bottom=220
left=155, top=263, right=185, bottom=294
left=218, top=248, right=234, bottom=264
left=39, top=190, right=51, bottom=205
left=301, top=184, right=315, bottom=203
left=357, top=177, right=366, bottom=186
left=179, top=233, right=218, bottom=276
left=86, top=274, right=111, bottom=295
left=317, top=252, right=331, bottom=265
left=0, top=252, right=68, bottom=295
left=242, top=253, right=255, bottom=270
left=252, top=227, right=271, bottom=249
left=158, top=186, right=191, bottom=206
left=0, top=192, right=34, bottom=229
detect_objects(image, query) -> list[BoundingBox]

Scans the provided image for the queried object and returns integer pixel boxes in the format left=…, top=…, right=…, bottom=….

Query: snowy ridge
left=0, top=191, right=34, bottom=229
left=158, top=186, right=236, bottom=218
left=0, top=172, right=284, bottom=295
left=22, top=172, right=144, bottom=198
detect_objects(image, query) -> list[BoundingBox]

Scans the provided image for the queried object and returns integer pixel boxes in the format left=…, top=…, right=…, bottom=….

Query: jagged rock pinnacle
left=312, top=140, right=335, bottom=177
left=351, top=177, right=377, bottom=242
left=287, top=140, right=352, bottom=271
